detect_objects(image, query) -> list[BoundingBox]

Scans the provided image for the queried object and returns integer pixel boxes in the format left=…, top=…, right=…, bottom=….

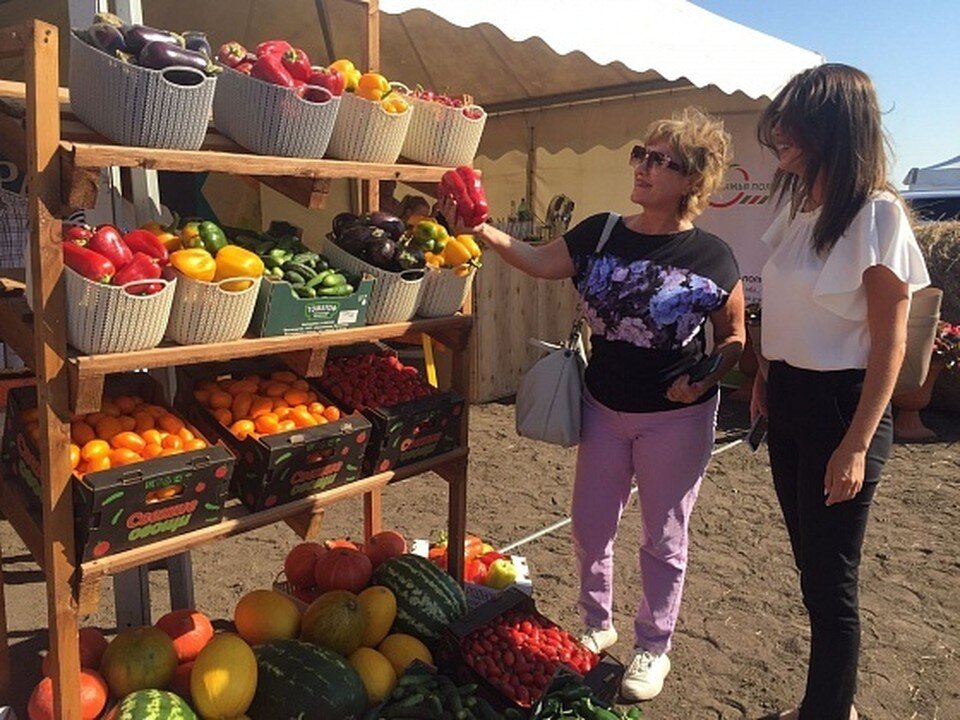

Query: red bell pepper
left=63, top=242, right=115, bottom=283
left=455, top=166, right=489, bottom=226
left=122, top=229, right=169, bottom=266
left=440, top=169, right=475, bottom=226
left=256, top=39, right=293, bottom=58
left=464, top=558, right=489, bottom=585
left=63, top=224, right=93, bottom=245
left=87, top=225, right=133, bottom=269
left=252, top=53, right=295, bottom=88
left=235, top=61, right=253, bottom=75
left=216, top=41, right=247, bottom=68
left=281, top=47, right=311, bottom=82
left=112, top=252, right=163, bottom=294
left=307, top=66, right=344, bottom=97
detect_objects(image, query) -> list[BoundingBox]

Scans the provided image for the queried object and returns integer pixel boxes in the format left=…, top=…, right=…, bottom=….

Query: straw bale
left=913, top=221, right=960, bottom=323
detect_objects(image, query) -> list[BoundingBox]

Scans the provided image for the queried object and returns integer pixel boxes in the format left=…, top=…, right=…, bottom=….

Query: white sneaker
left=578, top=625, right=618, bottom=653
left=620, top=649, right=671, bottom=701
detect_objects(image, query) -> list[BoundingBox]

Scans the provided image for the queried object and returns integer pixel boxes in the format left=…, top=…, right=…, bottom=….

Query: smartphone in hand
left=747, top=414, right=768, bottom=453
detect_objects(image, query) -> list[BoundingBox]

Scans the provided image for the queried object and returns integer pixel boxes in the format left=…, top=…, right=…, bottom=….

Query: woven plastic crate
left=417, top=265, right=475, bottom=317
left=212, top=69, right=340, bottom=158
left=321, top=237, right=423, bottom=324
left=401, top=95, right=487, bottom=166
left=64, top=268, right=176, bottom=355
left=68, top=32, right=216, bottom=150
left=165, top=273, right=261, bottom=345
left=326, top=84, right=413, bottom=163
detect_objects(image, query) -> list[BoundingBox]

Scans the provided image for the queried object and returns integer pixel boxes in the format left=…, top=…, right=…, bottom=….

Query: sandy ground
left=2, top=394, right=958, bottom=719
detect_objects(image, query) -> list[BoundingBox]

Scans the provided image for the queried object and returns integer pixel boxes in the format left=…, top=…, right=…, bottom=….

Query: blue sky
left=691, top=0, right=959, bottom=188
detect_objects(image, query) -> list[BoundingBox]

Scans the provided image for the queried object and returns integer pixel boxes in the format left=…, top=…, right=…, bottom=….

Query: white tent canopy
left=904, top=155, right=960, bottom=191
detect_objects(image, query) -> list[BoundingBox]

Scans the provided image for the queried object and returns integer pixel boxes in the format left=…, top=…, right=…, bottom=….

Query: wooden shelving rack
left=0, top=8, right=473, bottom=717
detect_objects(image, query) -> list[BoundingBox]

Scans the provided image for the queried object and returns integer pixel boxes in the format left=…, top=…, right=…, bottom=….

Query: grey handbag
left=515, top=213, right=620, bottom=446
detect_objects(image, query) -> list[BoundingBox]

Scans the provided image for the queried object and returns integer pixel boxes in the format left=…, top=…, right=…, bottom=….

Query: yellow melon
left=348, top=647, right=397, bottom=704
left=233, top=590, right=300, bottom=646
left=357, top=586, right=397, bottom=647
left=376, top=633, right=433, bottom=676
left=190, top=633, right=257, bottom=720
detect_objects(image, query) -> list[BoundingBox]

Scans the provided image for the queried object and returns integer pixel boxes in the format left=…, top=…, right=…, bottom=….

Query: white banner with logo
left=697, top=113, right=782, bottom=304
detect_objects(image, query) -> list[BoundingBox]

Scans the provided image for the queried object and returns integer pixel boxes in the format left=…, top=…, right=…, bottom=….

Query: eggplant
left=337, top=225, right=376, bottom=258
left=182, top=31, right=212, bottom=57
left=363, top=232, right=397, bottom=269
left=395, top=243, right=426, bottom=271
left=123, top=24, right=184, bottom=54
left=368, top=211, right=405, bottom=241
left=87, top=22, right=127, bottom=55
left=332, top=212, right=362, bottom=237
left=138, top=41, right=215, bottom=74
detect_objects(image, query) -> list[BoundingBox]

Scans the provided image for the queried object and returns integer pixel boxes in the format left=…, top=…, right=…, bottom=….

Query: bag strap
left=566, top=212, right=620, bottom=346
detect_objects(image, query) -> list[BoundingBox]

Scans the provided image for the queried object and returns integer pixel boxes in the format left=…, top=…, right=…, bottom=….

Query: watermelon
left=371, top=553, right=467, bottom=645
left=110, top=689, right=197, bottom=719
left=248, top=639, right=366, bottom=720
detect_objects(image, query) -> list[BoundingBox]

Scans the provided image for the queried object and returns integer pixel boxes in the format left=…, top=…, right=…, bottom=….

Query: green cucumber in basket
left=317, top=283, right=354, bottom=297
left=281, top=261, right=317, bottom=280
left=305, top=269, right=334, bottom=289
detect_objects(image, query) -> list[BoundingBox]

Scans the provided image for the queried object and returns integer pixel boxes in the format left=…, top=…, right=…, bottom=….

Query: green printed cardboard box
left=175, top=363, right=372, bottom=511
left=249, top=275, right=374, bottom=336
left=1, top=378, right=234, bottom=563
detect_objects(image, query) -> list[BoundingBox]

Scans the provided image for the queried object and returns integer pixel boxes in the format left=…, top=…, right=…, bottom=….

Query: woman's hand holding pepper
left=437, top=195, right=482, bottom=237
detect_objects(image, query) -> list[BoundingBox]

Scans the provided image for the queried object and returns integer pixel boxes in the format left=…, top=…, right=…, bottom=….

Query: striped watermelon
left=248, top=639, right=366, bottom=720
left=109, top=689, right=196, bottom=719
left=371, top=553, right=467, bottom=645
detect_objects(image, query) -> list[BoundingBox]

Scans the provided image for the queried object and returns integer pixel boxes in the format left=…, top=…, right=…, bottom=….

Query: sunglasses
left=630, top=145, right=684, bottom=173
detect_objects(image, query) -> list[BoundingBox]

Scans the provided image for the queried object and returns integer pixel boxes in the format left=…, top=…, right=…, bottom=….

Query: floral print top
left=564, top=214, right=740, bottom=412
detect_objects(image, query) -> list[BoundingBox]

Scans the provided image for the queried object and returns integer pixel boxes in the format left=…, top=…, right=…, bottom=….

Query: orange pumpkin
left=324, top=537, right=359, bottom=551
left=364, top=530, right=408, bottom=569
left=156, top=608, right=215, bottom=663
left=284, top=542, right=326, bottom=588
left=314, top=547, right=373, bottom=594
left=28, top=670, right=108, bottom=720
left=41, top=627, right=109, bottom=676
left=169, top=661, right=194, bottom=700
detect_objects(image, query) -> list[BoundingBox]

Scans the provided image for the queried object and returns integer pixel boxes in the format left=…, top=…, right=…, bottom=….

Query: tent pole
left=361, top=0, right=380, bottom=214
left=526, top=124, right=536, bottom=226
left=314, top=0, right=336, bottom=65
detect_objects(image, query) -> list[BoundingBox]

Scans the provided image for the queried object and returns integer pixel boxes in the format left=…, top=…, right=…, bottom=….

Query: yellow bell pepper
left=381, top=94, right=408, bottom=114
left=424, top=252, right=443, bottom=269
left=141, top=221, right=180, bottom=252
left=441, top=238, right=473, bottom=268
left=329, top=58, right=361, bottom=92
left=213, top=245, right=265, bottom=292
left=456, top=234, right=482, bottom=260
left=356, top=72, right=391, bottom=101
left=170, top=248, right=216, bottom=282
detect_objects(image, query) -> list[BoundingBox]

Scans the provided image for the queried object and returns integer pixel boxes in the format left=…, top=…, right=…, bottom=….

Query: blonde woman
left=442, top=108, right=745, bottom=701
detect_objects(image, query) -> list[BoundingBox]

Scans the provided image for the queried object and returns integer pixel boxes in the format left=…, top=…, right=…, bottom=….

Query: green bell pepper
left=179, top=220, right=229, bottom=256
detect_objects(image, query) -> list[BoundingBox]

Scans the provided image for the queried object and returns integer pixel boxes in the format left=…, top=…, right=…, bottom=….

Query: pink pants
left=571, top=389, right=718, bottom=653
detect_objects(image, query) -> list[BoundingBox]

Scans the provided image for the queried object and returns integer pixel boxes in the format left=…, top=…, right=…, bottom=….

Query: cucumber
left=283, top=271, right=306, bottom=285
left=318, top=283, right=353, bottom=297
left=292, top=251, right=321, bottom=267
left=292, top=284, right=317, bottom=298
left=305, top=269, right=334, bottom=289
left=321, top=272, right=347, bottom=288
left=282, top=261, right=317, bottom=280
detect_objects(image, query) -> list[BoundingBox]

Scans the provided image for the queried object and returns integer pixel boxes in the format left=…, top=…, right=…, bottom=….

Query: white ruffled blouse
left=761, top=192, right=930, bottom=370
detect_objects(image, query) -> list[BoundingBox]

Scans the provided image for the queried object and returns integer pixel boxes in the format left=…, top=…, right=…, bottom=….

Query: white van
left=902, top=189, right=960, bottom=222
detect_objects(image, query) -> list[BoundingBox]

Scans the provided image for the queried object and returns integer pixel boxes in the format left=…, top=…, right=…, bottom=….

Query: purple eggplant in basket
left=87, top=22, right=128, bottom=55
left=123, top=24, right=184, bottom=54
left=138, top=41, right=218, bottom=74
left=182, top=31, right=212, bottom=57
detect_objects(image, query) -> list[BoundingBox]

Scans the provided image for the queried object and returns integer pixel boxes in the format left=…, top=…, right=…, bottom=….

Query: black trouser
left=766, top=361, right=893, bottom=720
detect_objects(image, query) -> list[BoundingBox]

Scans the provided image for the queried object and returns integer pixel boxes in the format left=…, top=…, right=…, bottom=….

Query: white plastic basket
left=321, top=237, right=423, bottom=324
left=213, top=68, right=340, bottom=158
left=401, top=95, right=486, bottom=167
left=417, top=265, right=476, bottom=317
left=326, top=84, right=413, bottom=163
left=165, top=273, right=261, bottom=345
left=65, top=267, right=176, bottom=355
left=68, top=32, right=216, bottom=150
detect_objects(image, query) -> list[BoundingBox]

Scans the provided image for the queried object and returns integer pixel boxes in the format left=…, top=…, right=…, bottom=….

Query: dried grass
left=913, top=221, right=960, bottom=323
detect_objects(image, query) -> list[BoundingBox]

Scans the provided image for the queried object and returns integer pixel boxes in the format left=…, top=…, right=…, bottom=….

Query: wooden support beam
left=280, top=346, right=328, bottom=378
left=61, top=151, right=99, bottom=210
left=283, top=509, right=325, bottom=540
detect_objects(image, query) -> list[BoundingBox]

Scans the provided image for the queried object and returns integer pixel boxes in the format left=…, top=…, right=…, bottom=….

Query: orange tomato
left=208, top=390, right=233, bottom=410
left=111, top=431, right=146, bottom=453
left=81, top=439, right=111, bottom=462
left=264, top=382, right=290, bottom=398
left=141, top=429, right=163, bottom=446
left=274, top=406, right=292, bottom=420
left=277, top=419, right=297, bottom=433
left=231, top=392, right=255, bottom=420
left=291, top=407, right=317, bottom=428
left=271, top=370, right=298, bottom=384
left=305, top=391, right=318, bottom=404
left=228, top=379, right=260, bottom=396
left=94, top=415, right=122, bottom=440
left=291, top=379, right=310, bottom=391
left=229, top=419, right=256, bottom=440
left=249, top=397, right=274, bottom=419
left=254, top=413, right=280, bottom=435
left=86, top=455, right=111, bottom=472
left=197, top=380, right=221, bottom=393
left=69, top=444, right=81, bottom=469
left=193, top=389, right=211, bottom=404
left=118, top=415, right=137, bottom=432
left=133, top=411, right=155, bottom=433
left=159, top=447, right=183, bottom=456
left=99, top=401, right=121, bottom=418
left=161, top=434, right=183, bottom=450
left=71, top=421, right=96, bottom=446
left=157, top=414, right=185, bottom=435
left=178, top=427, right=195, bottom=442
left=84, top=412, right=106, bottom=427
left=143, top=404, right=167, bottom=419
left=183, top=438, right=206, bottom=452
left=114, top=395, right=138, bottom=414
left=212, top=408, right=233, bottom=426
left=322, top=406, right=341, bottom=422
left=283, top=389, right=309, bottom=406
left=109, top=447, right=141, bottom=466
left=314, top=416, right=329, bottom=425
left=142, top=443, right=163, bottom=459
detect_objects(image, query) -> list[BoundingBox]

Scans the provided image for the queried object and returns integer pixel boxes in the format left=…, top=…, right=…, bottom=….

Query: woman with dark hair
left=443, top=107, right=744, bottom=702
left=752, top=64, right=929, bottom=719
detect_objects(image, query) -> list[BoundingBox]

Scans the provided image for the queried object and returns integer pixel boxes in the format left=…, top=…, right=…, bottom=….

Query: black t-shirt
left=564, top=213, right=740, bottom=413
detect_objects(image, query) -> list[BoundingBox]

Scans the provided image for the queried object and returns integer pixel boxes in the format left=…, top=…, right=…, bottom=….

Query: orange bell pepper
left=356, top=72, right=391, bottom=101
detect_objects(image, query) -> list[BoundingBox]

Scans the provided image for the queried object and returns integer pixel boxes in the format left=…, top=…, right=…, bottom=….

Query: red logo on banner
left=709, top=164, right=770, bottom=209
